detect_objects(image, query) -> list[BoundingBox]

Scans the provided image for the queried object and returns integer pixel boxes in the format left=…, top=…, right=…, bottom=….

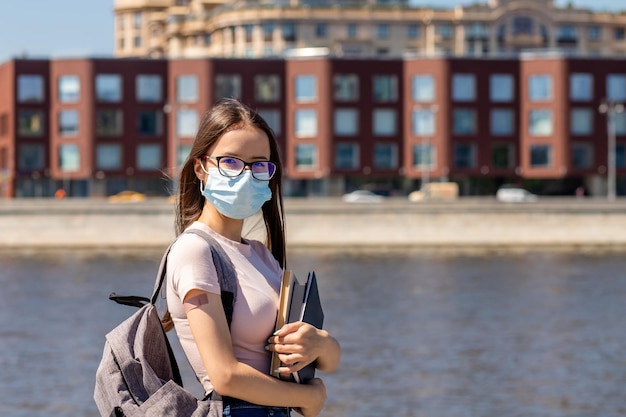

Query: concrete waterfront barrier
left=1, top=197, right=626, bottom=252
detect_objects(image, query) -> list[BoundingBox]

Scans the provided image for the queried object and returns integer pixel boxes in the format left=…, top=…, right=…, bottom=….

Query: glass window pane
left=59, top=110, right=79, bottom=136
left=18, top=110, right=44, bottom=136
left=257, top=109, right=281, bottom=136
left=96, top=74, right=122, bottom=102
left=412, top=110, right=435, bottom=136
left=58, top=75, right=80, bottom=103
left=334, top=74, right=359, bottom=102
left=570, top=73, right=593, bottom=101
left=607, top=74, right=626, bottom=101
left=490, top=74, right=514, bottom=102
left=96, top=144, right=122, bottom=170
left=491, top=109, right=514, bottom=136
left=215, top=74, right=242, bottom=100
left=492, top=143, right=514, bottom=169
left=176, top=75, right=198, bottom=103
left=177, top=109, right=198, bottom=137
left=295, top=109, right=317, bottom=137
left=18, top=144, right=45, bottom=170
left=616, top=144, right=626, bottom=168
left=412, top=75, right=435, bottom=102
left=295, top=75, right=317, bottom=102
left=177, top=144, right=192, bottom=168
left=374, top=143, right=398, bottom=169
left=59, top=144, right=80, bottom=172
left=335, top=143, right=359, bottom=169
left=452, top=74, right=476, bottom=102
left=295, top=144, right=317, bottom=169
left=412, top=143, right=436, bottom=169
left=571, top=142, right=593, bottom=169
left=18, top=75, right=44, bottom=103
left=137, top=111, right=163, bottom=135
left=530, top=144, right=552, bottom=167
left=334, top=108, right=358, bottom=136
left=137, top=144, right=161, bottom=170
left=373, top=109, right=397, bottom=136
left=529, top=109, right=553, bottom=136
left=373, top=75, right=398, bottom=102
left=454, top=143, right=476, bottom=169
left=615, top=112, right=626, bottom=135
left=136, top=75, right=162, bottom=102
left=570, top=108, right=593, bottom=135
left=453, top=109, right=477, bottom=135
left=255, top=75, right=280, bottom=102
left=529, top=75, right=552, bottom=101
left=96, top=109, right=123, bottom=136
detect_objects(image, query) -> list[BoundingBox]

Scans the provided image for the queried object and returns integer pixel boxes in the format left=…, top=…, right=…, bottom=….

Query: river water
left=1, top=248, right=625, bottom=417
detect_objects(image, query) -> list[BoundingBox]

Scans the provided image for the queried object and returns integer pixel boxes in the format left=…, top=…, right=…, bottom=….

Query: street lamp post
left=416, top=104, right=438, bottom=200
left=599, top=100, right=624, bottom=201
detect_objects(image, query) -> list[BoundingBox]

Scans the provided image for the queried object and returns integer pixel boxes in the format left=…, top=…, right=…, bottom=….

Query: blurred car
left=496, top=185, right=538, bottom=203
left=108, top=190, right=147, bottom=203
left=342, top=190, right=385, bottom=203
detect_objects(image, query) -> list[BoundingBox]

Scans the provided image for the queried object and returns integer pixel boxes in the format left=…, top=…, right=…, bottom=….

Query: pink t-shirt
left=166, top=222, right=282, bottom=394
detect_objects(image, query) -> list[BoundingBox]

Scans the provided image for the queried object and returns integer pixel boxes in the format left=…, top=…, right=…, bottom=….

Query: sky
left=0, top=0, right=624, bottom=63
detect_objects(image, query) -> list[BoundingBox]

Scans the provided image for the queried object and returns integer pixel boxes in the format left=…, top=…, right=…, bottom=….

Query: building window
left=244, top=24, right=254, bottom=43
left=347, top=23, right=358, bottom=38
left=529, top=110, right=553, bottom=136
left=374, top=143, right=398, bottom=169
left=177, top=109, right=198, bottom=137
left=407, top=24, right=420, bottom=39
left=617, top=144, right=626, bottom=168
left=334, top=74, right=359, bottom=102
left=204, top=34, right=211, bottom=45
left=530, top=144, right=552, bottom=167
left=17, top=75, right=44, bottom=103
left=570, top=73, right=593, bottom=101
left=436, top=24, right=453, bottom=40
left=295, top=75, right=317, bottom=102
left=454, top=143, right=476, bottom=169
left=490, top=74, right=514, bottom=102
left=491, top=109, right=514, bottom=136
left=616, top=113, right=626, bottom=135
left=373, top=75, right=398, bottom=102
left=18, top=144, right=45, bottom=170
left=18, top=110, right=44, bottom=136
left=59, top=144, right=80, bottom=172
left=615, top=28, right=625, bottom=40
left=557, top=25, right=578, bottom=41
left=134, top=36, right=141, bottom=48
left=529, top=75, right=552, bottom=101
left=59, top=110, right=79, bottom=136
left=295, top=144, right=317, bottom=169
left=178, top=144, right=192, bottom=169
left=96, top=109, right=123, bottom=136
left=570, top=108, right=593, bottom=135
left=176, top=75, right=198, bottom=103
left=513, top=16, right=533, bottom=35
left=96, top=74, right=122, bottom=102
left=412, top=109, right=435, bottom=136
left=334, top=109, right=358, bottom=136
left=58, top=75, right=80, bottom=103
left=373, top=109, right=397, bottom=136
left=377, top=24, right=389, bottom=39
left=315, top=23, right=327, bottom=38
left=215, top=74, right=242, bottom=100
left=491, top=143, right=515, bottom=169
left=136, top=75, right=162, bottom=102
left=295, top=109, right=317, bottom=137
left=412, top=75, right=435, bottom=102
left=255, top=75, right=280, bottom=102
left=282, top=22, right=296, bottom=42
left=262, top=23, right=274, bottom=42
left=137, top=144, right=161, bottom=170
left=453, top=109, right=477, bottom=135
left=452, top=74, right=476, bottom=102
left=137, top=111, right=163, bottom=136
left=571, top=142, right=593, bottom=169
left=96, top=144, right=122, bottom=170
left=257, top=109, right=281, bottom=136
left=133, top=12, right=142, bottom=29
left=335, top=143, right=359, bottom=169
left=607, top=74, right=626, bottom=101
left=588, top=25, right=601, bottom=41
left=412, top=143, right=435, bottom=169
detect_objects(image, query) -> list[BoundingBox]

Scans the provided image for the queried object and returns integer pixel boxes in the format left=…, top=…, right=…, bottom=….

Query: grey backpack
left=94, top=229, right=237, bottom=417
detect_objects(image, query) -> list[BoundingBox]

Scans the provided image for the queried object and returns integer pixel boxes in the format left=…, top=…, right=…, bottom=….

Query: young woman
left=166, top=98, right=340, bottom=417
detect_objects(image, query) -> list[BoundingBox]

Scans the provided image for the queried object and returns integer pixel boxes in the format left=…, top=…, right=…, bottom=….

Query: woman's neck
left=197, top=206, right=243, bottom=242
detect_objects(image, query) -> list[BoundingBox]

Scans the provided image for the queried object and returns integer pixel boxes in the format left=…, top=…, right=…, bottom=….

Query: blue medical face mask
left=200, top=167, right=272, bottom=219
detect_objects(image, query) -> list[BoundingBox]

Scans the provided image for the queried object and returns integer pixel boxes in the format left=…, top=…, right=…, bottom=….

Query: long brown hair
left=175, top=98, right=286, bottom=267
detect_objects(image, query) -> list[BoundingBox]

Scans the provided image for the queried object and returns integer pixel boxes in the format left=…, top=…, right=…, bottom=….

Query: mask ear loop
left=199, top=160, right=210, bottom=194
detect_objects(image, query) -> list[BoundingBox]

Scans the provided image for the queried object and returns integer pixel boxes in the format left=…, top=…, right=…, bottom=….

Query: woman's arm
left=268, top=322, right=341, bottom=375
left=185, top=289, right=326, bottom=416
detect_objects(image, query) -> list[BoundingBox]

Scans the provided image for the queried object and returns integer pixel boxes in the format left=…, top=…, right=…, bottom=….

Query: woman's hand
left=267, top=322, right=340, bottom=375
left=293, top=378, right=327, bottom=417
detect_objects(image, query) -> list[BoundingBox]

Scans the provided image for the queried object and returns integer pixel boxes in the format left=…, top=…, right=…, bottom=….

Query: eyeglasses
left=200, top=155, right=277, bottom=181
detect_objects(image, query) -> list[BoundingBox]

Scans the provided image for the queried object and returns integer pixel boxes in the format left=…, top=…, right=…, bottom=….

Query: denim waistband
left=222, top=396, right=290, bottom=412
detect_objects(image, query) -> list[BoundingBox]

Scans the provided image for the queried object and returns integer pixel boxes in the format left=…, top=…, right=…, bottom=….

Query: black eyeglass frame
left=199, top=155, right=277, bottom=181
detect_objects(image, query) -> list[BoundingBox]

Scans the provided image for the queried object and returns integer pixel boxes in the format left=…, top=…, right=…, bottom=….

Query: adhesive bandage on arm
left=183, top=293, right=209, bottom=314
